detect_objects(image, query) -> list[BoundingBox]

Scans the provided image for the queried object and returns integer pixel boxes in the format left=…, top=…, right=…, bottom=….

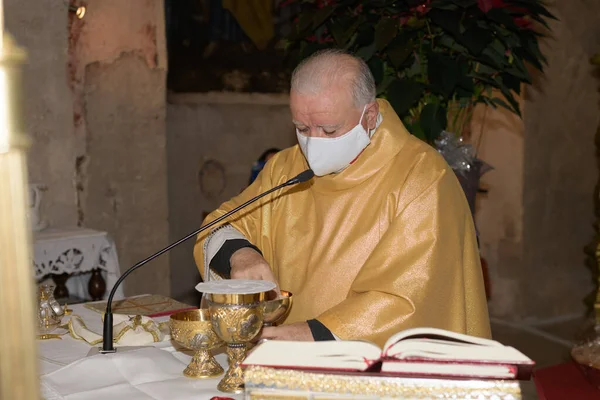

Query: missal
left=84, top=294, right=196, bottom=318
left=242, top=327, right=534, bottom=380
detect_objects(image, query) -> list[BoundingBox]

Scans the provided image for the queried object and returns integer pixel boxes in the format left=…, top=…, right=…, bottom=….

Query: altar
left=38, top=302, right=239, bottom=400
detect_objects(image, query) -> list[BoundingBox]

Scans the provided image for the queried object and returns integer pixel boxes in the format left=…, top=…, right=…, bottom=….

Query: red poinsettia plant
left=283, top=0, right=555, bottom=143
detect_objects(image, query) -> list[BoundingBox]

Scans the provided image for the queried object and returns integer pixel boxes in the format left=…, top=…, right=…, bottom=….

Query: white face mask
left=296, top=106, right=370, bottom=176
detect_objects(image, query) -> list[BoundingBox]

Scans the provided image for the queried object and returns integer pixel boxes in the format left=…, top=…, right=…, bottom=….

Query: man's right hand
left=230, top=247, right=280, bottom=295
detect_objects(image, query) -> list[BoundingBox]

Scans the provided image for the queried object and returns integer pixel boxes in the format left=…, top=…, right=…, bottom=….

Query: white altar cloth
left=34, top=228, right=124, bottom=300
left=39, top=303, right=240, bottom=400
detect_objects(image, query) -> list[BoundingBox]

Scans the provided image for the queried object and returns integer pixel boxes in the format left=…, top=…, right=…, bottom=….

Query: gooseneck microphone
left=101, top=169, right=314, bottom=353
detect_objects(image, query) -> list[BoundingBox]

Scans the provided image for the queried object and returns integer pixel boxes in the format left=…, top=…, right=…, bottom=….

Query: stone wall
left=521, top=0, right=600, bottom=320
left=472, top=100, right=525, bottom=318
left=5, top=1, right=77, bottom=226
left=71, top=1, right=170, bottom=297
left=166, top=93, right=296, bottom=304
left=5, top=0, right=170, bottom=297
left=473, top=0, right=600, bottom=321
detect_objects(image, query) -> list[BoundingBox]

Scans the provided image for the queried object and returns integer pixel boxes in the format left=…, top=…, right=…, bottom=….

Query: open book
left=243, top=327, right=534, bottom=380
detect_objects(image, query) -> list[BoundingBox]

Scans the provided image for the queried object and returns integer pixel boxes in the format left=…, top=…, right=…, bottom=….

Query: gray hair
left=290, top=49, right=376, bottom=108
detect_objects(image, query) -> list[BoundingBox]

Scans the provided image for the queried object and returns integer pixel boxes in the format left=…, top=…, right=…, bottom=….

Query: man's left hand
left=259, top=322, right=314, bottom=341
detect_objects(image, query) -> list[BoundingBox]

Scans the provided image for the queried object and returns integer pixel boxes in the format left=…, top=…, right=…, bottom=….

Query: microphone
left=100, top=169, right=314, bottom=353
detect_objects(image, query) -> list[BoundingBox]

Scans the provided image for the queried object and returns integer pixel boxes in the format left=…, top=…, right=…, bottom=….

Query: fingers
left=256, top=326, right=277, bottom=341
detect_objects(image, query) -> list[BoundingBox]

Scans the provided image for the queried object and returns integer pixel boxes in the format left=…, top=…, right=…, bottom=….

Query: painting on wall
left=165, top=0, right=299, bottom=93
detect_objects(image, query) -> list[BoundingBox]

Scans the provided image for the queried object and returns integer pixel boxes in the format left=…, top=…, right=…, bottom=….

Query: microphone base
left=86, top=345, right=153, bottom=357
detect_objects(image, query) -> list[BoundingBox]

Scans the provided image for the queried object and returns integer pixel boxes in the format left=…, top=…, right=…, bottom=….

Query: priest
left=194, top=49, right=491, bottom=347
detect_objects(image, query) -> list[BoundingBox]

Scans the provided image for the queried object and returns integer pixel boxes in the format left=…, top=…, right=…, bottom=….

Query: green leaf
left=429, top=8, right=462, bottom=37
left=501, top=72, right=521, bottom=94
left=495, top=80, right=522, bottom=116
left=368, top=57, right=385, bottom=85
left=476, top=63, right=497, bottom=75
left=530, top=14, right=551, bottom=30
left=514, top=47, right=543, bottom=71
left=329, top=16, right=362, bottom=48
left=511, top=1, right=558, bottom=20
left=386, top=79, right=423, bottom=116
left=376, top=74, right=396, bottom=95
left=491, top=97, right=516, bottom=114
left=521, top=34, right=547, bottom=66
left=456, top=59, right=475, bottom=92
left=354, top=25, right=375, bottom=48
left=458, top=25, right=493, bottom=55
left=505, top=55, right=532, bottom=83
left=356, top=42, right=377, bottom=61
left=420, top=103, right=448, bottom=142
left=429, top=1, right=459, bottom=10
left=375, top=17, right=398, bottom=51
left=485, top=8, right=519, bottom=31
left=288, top=10, right=316, bottom=41
left=480, top=41, right=507, bottom=70
left=428, top=52, right=460, bottom=98
left=406, top=120, right=427, bottom=141
left=311, top=5, right=336, bottom=29
left=450, top=0, right=477, bottom=7
left=386, top=35, right=414, bottom=68
left=438, top=35, right=468, bottom=53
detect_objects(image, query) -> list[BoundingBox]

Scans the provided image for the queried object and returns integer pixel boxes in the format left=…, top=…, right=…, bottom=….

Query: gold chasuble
left=194, top=99, right=491, bottom=347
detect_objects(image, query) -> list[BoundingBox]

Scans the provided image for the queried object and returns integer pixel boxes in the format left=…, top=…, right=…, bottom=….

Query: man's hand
left=259, top=322, right=314, bottom=341
left=230, top=247, right=280, bottom=294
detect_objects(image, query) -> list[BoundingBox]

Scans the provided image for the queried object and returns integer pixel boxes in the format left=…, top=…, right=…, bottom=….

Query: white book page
left=386, top=342, right=532, bottom=364
left=243, top=340, right=382, bottom=371
left=381, top=361, right=515, bottom=379
left=383, top=327, right=502, bottom=354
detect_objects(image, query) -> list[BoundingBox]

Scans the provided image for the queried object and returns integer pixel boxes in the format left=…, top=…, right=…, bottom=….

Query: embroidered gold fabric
left=67, top=314, right=169, bottom=346
left=244, top=367, right=522, bottom=400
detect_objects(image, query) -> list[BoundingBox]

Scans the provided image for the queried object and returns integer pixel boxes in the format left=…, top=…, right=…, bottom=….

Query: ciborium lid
left=195, top=279, right=275, bottom=294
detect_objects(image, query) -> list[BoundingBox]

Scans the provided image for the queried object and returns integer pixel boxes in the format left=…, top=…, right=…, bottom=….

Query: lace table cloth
left=34, top=227, right=124, bottom=300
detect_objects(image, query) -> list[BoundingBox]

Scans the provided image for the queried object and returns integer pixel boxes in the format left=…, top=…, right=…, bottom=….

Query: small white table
left=38, top=303, right=237, bottom=400
left=33, top=227, right=125, bottom=301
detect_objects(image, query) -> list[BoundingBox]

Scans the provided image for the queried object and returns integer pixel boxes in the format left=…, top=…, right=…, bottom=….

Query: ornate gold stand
left=218, top=344, right=247, bottom=393
left=184, top=349, right=224, bottom=378
left=207, top=292, right=266, bottom=394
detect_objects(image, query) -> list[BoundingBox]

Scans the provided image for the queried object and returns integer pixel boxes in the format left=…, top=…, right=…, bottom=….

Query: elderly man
left=194, top=49, right=491, bottom=347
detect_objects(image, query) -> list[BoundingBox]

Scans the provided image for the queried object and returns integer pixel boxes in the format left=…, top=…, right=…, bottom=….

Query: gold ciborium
left=197, top=280, right=275, bottom=394
left=263, top=290, right=293, bottom=327
left=169, top=309, right=224, bottom=379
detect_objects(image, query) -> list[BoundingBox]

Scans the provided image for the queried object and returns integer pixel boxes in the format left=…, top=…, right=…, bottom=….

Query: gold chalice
left=169, top=309, right=224, bottom=379
left=263, top=290, right=293, bottom=327
left=198, top=280, right=274, bottom=394
left=207, top=292, right=265, bottom=393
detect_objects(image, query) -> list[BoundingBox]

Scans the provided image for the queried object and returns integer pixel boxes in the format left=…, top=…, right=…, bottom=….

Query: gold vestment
left=194, top=99, right=491, bottom=347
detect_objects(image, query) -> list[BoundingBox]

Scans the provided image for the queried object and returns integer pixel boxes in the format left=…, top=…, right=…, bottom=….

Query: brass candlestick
left=169, top=309, right=224, bottom=379
left=206, top=292, right=266, bottom=394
